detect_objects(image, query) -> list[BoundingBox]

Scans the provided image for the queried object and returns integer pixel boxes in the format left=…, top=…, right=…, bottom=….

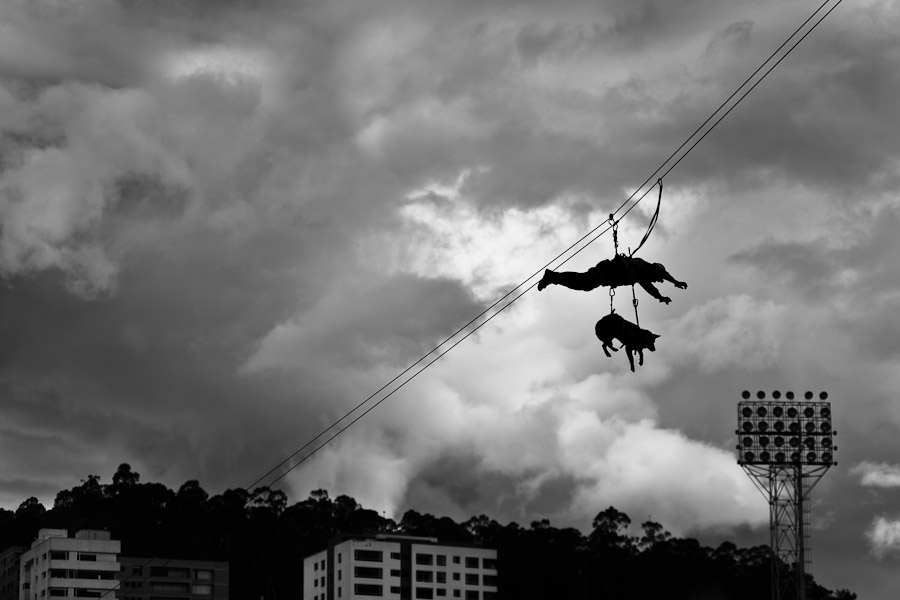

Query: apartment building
left=0, top=546, right=25, bottom=600
left=19, top=529, right=120, bottom=600
left=117, top=557, right=228, bottom=600
left=303, top=534, right=498, bottom=600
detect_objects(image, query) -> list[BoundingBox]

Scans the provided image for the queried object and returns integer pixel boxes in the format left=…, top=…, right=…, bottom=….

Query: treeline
left=0, top=464, right=854, bottom=599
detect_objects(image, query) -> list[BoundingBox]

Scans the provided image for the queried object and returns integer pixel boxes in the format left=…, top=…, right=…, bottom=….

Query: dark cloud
left=703, top=20, right=753, bottom=60
left=1, top=1, right=900, bottom=597
left=730, top=240, right=839, bottom=300
left=729, top=204, right=900, bottom=360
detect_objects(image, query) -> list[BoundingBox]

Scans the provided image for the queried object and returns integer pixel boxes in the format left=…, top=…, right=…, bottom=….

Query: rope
left=609, top=214, right=619, bottom=255
left=629, top=179, right=662, bottom=257
left=632, top=288, right=640, bottom=328
left=241, top=0, right=847, bottom=493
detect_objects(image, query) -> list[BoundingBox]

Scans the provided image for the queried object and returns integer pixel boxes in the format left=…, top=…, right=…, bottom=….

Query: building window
left=151, top=582, right=190, bottom=593
left=354, top=566, right=383, bottom=579
left=150, top=567, right=167, bottom=577
left=465, top=592, right=479, bottom=600
left=130, top=566, right=143, bottom=576
left=354, top=583, right=383, bottom=596
left=452, top=557, right=460, bottom=565
left=339, top=570, right=342, bottom=580
left=196, top=569, right=213, bottom=580
left=314, top=579, right=318, bottom=588
left=390, top=552, right=401, bottom=560
left=390, top=587, right=401, bottom=594
left=483, top=575, right=497, bottom=587
left=74, top=570, right=114, bottom=580
left=483, top=593, right=498, bottom=600
left=465, top=574, right=479, bottom=585
left=49, top=590, right=65, bottom=597
left=415, top=554, right=433, bottom=566
left=338, top=553, right=342, bottom=564
left=453, top=591, right=460, bottom=599
left=464, top=557, right=478, bottom=569
left=415, top=571, right=433, bottom=583
left=437, top=590, right=446, bottom=597
left=338, top=589, right=342, bottom=598
left=354, top=550, right=383, bottom=563
left=415, top=588, right=434, bottom=599
left=436, top=572, right=446, bottom=584
left=168, top=568, right=190, bottom=578
left=482, top=559, right=497, bottom=570
left=452, top=573, right=460, bottom=581
left=314, top=563, right=319, bottom=571
left=49, top=552, right=66, bottom=561
left=390, top=569, right=401, bottom=577
left=76, top=554, right=97, bottom=562
left=436, top=555, right=446, bottom=567
left=192, top=584, right=212, bottom=595
left=73, top=591, right=102, bottom=598
left=321, top=560, right=326, bottom=570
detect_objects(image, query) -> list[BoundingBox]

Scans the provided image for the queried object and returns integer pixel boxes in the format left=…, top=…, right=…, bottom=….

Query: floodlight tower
left=736, top=390, right=837, bottom=600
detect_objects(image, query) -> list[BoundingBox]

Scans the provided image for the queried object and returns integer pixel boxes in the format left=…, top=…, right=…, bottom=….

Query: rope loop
left=632, top=286, right=640, bottom=327
left=629, top=179, right=663, bottom=257
left=609, top=214, right=619, bottom=255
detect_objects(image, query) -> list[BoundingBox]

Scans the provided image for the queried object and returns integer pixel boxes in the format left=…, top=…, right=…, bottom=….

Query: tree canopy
left=0, top=465, right=856, bottom=600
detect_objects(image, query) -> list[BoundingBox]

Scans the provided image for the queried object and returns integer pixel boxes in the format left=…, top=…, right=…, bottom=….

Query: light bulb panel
left=737, top=392, right=834, bottom=466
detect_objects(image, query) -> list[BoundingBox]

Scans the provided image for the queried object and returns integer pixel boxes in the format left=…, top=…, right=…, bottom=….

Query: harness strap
left=629, top=179, right=662, bottom=257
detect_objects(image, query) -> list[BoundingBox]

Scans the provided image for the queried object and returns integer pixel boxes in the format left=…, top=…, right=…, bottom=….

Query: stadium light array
left=736, top=390, right=837, bottom=466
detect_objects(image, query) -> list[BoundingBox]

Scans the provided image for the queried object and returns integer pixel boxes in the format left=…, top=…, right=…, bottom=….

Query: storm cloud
left=2, top=0, right=900, bottom=597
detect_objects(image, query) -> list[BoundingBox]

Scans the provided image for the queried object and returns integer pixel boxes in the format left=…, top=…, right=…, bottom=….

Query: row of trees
left=0, top=464, right=855, bottom=599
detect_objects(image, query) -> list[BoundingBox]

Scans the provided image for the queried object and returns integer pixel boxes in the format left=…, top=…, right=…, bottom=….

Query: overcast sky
left=2, top=0, right=900, bottom=596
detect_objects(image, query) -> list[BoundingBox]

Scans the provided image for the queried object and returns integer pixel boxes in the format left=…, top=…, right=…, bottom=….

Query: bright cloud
left=3, top=1, right=900, bottom=598
left=866, top=516, right=900, bottom=559
left=662, top=294, right=785, bottom=372
left=852, top=462, right=900, bottom=488
left=280, top=277, right=767, bottom=533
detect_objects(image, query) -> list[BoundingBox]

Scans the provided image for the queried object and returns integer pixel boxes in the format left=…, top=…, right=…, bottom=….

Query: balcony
left=49, top=578, right=118, bottom=590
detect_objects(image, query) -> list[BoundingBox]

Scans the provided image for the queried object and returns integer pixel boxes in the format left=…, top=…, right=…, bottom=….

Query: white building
left=19, top=529, right=120, bottom=600
left=303, top=534, right=498, bottom=600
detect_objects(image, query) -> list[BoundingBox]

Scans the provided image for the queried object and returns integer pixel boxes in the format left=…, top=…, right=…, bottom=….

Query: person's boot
left=537, top=269, right=555, bottom=291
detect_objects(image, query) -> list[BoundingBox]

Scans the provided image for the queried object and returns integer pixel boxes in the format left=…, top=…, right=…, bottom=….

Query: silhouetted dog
left=594, top=312, right=660, bottom=372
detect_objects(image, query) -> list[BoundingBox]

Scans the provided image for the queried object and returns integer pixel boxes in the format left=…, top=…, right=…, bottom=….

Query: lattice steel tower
left=736, top=390, right=837, bottom=600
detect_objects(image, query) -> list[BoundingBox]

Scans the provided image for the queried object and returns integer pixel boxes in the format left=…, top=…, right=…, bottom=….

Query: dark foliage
left=0, top=465, right=856, bottom=600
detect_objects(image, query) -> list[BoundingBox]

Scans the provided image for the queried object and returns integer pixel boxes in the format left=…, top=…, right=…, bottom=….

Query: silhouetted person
left=537, top=254, right=687, bottom=304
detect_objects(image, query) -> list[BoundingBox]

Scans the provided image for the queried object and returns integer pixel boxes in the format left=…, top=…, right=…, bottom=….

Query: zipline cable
left=247, top=0, right=845, bottom=491
left=102, top=5, right=846, bottom=595
left=608, top=0, right=837, bottom=223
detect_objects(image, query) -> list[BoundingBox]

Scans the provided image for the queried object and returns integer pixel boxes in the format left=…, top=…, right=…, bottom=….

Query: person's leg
left=538, top=267, right=603, bottom=291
